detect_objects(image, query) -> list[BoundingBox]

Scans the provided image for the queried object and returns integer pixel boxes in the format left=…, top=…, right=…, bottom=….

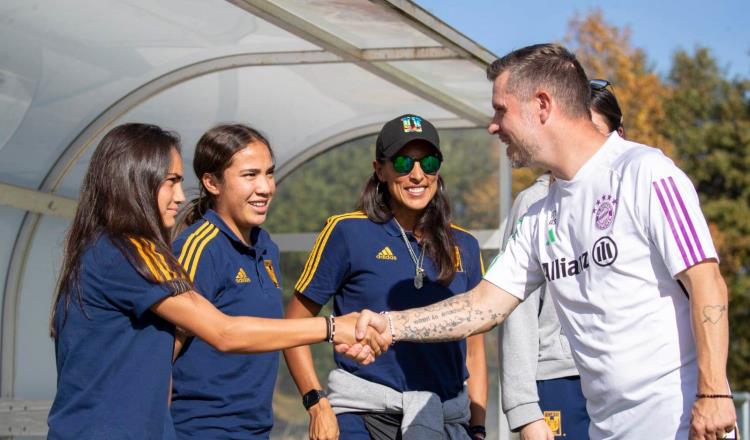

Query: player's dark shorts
left=537, top=375, right=590, bottom=439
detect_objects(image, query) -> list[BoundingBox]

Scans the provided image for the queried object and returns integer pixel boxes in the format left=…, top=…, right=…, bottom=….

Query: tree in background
left=566, top=10, right=673, bottom=155
left=568, top=9, right=750, bottom=390
left=662, top=47, right=750, bottom=390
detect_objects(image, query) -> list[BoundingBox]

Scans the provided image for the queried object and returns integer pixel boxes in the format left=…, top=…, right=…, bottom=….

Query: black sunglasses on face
left=391, top=154, right=442, bottom=175
left=590, top=79, right=611, bottom=91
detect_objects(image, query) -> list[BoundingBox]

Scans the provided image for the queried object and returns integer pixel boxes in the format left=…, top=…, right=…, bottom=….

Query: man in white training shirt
left=347, top=43, right=736, bottom=440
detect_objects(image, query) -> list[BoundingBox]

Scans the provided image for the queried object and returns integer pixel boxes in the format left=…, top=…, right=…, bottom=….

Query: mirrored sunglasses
left=391, top=154, right=442, bottom=175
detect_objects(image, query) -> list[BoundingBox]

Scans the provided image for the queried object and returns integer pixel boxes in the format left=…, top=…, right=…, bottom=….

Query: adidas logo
left=376, top=246, right=397, bottom=261
left=235, top=268, right=251, bottom=283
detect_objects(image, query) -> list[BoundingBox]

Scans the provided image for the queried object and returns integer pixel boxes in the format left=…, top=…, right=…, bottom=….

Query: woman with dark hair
left=284, top=115, right=488, bottom=440
left=499, top=80, right=625, bottom=440
left=589, top=79, right=625, bottom=137
left=47, top=123, right=384, bottom=440
left=169, top=124, right=283, bottom=439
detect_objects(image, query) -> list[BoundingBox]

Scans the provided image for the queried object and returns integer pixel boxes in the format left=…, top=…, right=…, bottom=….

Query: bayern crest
left=592, top=194, right=617, bottom=230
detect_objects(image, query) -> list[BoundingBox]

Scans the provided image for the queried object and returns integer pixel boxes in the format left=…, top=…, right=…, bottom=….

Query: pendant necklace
left=394, top=219, right=426, bottom=289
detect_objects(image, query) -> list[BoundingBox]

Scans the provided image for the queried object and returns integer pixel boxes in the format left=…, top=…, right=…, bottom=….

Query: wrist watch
left=302, top=389, right=327, bottom=410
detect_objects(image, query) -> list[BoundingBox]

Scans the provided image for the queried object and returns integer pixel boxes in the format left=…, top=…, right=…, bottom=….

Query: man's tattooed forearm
left=702, top=304, right=727, bottom=324
left=391, top=293, right=508, bottom=342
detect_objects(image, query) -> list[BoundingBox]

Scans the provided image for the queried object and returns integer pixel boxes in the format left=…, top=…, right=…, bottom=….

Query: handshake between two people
left=331, top=310, right=392, bottom=365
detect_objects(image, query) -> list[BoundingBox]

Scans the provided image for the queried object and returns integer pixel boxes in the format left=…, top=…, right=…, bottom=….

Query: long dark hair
left=591, top=86, right=624, bottom=133
left=51, top=123, right=191, bottom=337
left=357, top=170, right=457, bottom=285
left=176, top=124, right=273, bottom=233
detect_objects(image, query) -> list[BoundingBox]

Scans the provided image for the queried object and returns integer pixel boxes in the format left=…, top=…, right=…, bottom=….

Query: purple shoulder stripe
left=668, top=176, right=706, bottom=260
left=653, top=180, right=690, bottom=267
left=660, top=179, right=699, bottom=264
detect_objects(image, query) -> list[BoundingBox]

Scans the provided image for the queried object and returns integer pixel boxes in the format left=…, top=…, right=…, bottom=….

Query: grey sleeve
left=500, top=287, right=544, bottom=430
left=499, top=178, right=549, bottom=430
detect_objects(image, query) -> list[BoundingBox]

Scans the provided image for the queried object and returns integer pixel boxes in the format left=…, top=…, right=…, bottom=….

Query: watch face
left=303, top=389, right=325, bottom=409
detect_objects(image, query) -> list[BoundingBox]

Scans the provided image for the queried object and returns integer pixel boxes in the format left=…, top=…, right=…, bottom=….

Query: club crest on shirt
left=264, top=260, right=280, bottom=288
left=548, top=209, right=558, bottom=226
left=235, top=267, right=251, bottom=284
left=592, top=194, right=617, bottom=230
left=544, top=410, right=562, bottom=435
left=453, top=246, right=464, bottom=272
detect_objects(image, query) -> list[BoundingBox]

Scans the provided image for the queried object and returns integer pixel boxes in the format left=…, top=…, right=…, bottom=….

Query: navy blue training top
left=296, top=212, right=484, bottom=400
left=171, top=210, right=283, bottom=439
left=49, top=234, right=181, bottom=440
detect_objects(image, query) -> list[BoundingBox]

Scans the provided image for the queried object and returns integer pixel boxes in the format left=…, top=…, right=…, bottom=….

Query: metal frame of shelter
left=0, top=0, right=513, bottom=437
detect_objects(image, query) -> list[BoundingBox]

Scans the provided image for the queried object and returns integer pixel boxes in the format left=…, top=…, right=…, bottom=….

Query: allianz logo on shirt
left=542, top=237, right=618, bottom=282
left=376, top=246, right=398, bottom=260
left=235, top=267, right=251, bottom=283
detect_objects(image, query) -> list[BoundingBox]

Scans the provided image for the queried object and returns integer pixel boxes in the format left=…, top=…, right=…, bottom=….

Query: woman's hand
left=333, top=312, right=389, bottom=365
left=308, top=398, right=339, bottom=440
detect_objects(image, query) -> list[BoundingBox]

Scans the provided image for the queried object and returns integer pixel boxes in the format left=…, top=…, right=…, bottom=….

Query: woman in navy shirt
left=48, top=123, right=384, bottom=440
left=170, top=124, right=284, bottom=439
left=285, top=115, right=488, bottom=440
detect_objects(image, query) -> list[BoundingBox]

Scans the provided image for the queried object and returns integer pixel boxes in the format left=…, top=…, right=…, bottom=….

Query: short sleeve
left=89, top=240, right=178, bottom=318
left=484, top=211, right=546, bottom=301
left=294, top=220, right=350, bottom=305
left=178, top=242, right=223, bottom=301
left=636, top=154, right=718, bottom=277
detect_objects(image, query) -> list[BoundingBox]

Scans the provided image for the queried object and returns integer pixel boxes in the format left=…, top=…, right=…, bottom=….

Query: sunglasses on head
left=590, top=79, right=611, bottom=91
left=391, top=154, right=442, bottom=175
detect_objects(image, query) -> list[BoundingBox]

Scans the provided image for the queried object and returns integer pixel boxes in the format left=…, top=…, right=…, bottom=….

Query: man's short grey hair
left=487, top=43, right=591, bottom=119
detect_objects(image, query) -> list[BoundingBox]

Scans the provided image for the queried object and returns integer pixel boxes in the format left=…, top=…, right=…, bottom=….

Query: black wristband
left=469, top=425, right=486, bottom=436
left=696, top=393, right=733, bottom=399
left=323, top=316, right=331, bottom=342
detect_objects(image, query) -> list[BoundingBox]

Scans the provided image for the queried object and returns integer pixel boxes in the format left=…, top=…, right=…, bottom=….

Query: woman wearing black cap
left=284, top=114, right=488, bottom=440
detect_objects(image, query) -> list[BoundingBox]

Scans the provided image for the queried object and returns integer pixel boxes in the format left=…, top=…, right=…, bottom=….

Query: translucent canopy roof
left=0, top=1, right=508, bottom=428
left=0, top=0, right=496, bottom=195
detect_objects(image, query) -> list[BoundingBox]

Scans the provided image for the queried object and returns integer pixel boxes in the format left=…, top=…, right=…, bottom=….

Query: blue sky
left=416, top=0, right=749, bottom=79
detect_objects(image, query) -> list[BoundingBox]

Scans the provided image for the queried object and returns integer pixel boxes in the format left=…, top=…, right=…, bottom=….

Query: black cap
left=375, top=114, right=441, bottom=161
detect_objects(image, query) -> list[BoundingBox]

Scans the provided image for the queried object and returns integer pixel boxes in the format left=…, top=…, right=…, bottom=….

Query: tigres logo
left=375, top=246, right=397, bottom=261
left=544, top=410, right=562, bottom=436
left=454, top=246, right=464, bottom=272
left=235, top=267, right=251, bottom=284
left=264, top=260, right=280, bottom=288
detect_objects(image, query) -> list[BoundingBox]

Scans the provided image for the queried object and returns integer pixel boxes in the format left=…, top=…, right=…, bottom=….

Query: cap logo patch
left=401, top=116, right=423, bottom=133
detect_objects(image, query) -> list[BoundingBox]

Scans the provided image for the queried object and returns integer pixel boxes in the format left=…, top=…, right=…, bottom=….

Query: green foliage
left=267, top=136, right=375, bottom=234
left=566, top=9, right=673, bottom=153
left=661, top=47, right=750, bottom=390
left=568, top=9, right=750, bottom=391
